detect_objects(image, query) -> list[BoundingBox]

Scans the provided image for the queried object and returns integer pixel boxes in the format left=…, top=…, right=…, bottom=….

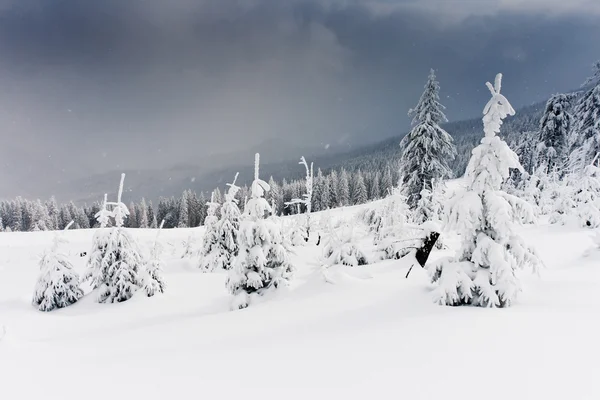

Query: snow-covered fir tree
left=138, top=198, right=149, bottom=228
left=32, top=221, right=83, bottom=312
left=178, top=192, right=189, bottom=228
left=380, top=167, right=393, bottom=197
left=85, top=174, right=144, bottom=303
left=226, top=154, right=294, bottom=310
left=368, top=187, right=411, bottom=260
left=569, top=61, right=600, bottom=172
left=338, top=169, right=350, bottom=207
left=572, top=159, right=600, bottom=228
left=285, top=156, right=314, bottom=241
left=399, top=69, right=456, bottom=208
left=200, top=174, right=242, bottom=271
left=369, top=171, right=381, bottom=200
left=536, top=93, right=574, bottom=173
left=144, top=220, right=166, bottom=297
left=198, top=192, right=221, bottom=272
left=351, top=170, right=368, bottom=205
left=181, top=234, right=197, bottom=259
left=429, top=73, right=541, bottom=308
left=322, top=222, right=368, bottom=267
left=412, top=187, right=434, bottom=224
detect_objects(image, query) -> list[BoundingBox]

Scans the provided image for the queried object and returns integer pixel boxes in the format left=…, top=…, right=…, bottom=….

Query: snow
left=1, top=202, right=600, bottom=399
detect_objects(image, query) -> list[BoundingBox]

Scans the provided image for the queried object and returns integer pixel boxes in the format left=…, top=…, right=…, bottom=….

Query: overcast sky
left=1, top=0, right=600, bottom=198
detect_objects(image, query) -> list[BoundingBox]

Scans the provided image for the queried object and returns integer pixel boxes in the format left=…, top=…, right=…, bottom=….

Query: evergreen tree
left=144, top=220, right=166, bottom=296
left=147, top=201, right=157, bottom=228
left=380, top=167, right=393, bottom=198
left=572, top=161, right=600, bottom=228
left=178, top=192, right=189, bottom=228
left=312, top=169, right=324, bottom=212
left=570, top=61, right=600, bottom=172
left=32, top=222, right=83, bottom=311
left=85, top=175, right=143, bottom=303
left=329, top=170, right=339, bottom=208
left=320, top=174, right=331, bottom=211
left=537, top=93, right=574, bottom=173
left=412, top=187, right=434, bottom=224
left=138, top=198, right=149, bottom=228
left=338, top=169, right=350, bottom=206
left=268, top=177, right=283, bottom=216
left=46, top=196, right=59, bottom=231
left=369, top=171, right=381, bottom=201
left=198, top=192, right=208, bottom=226
left=351, top=170, right=368, bottom=205
left=10, top=201, right=22, bottom=232
left=226, top=154, right=294, bottom=310
left=430, top=73, right=541, bottom=308
left=200, top=174, right=242, bottom=271
left=399, top=69, right=456, bottom=208
left=199, top=193, right=222, bottom=272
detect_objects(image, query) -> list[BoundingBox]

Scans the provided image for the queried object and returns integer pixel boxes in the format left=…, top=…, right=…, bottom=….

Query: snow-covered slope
left=0, top=205, right=599, bottom=400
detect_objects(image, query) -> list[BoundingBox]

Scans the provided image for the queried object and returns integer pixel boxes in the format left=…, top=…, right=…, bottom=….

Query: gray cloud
left=0, top=0, right=599, bottom=199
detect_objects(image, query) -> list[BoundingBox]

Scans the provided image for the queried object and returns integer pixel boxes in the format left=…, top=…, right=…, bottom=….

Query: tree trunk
left=415, top=231, right=440, bottom=267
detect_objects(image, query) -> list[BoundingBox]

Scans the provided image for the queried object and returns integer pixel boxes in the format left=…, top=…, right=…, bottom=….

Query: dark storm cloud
left=0, top=0, right=599, bottom=198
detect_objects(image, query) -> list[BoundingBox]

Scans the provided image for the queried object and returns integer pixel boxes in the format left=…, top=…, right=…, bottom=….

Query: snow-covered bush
left=430, top=74, right=542, bottom=308
left=572, top=162, right=600, bottom=228
left=549, top=174, right=575, bottom=225
left=200, top=174, right=242, bottom=271
left=226, top=154, right=294, bottom=310
left=144, top=220, right=166, bottom=297
left=288, top=217, right=308, bottom=246
left=181, top=234, right=197, bottom=259
left=322, top=222, right=368, bottom=267
left=32, top=222, right=83, bottom=312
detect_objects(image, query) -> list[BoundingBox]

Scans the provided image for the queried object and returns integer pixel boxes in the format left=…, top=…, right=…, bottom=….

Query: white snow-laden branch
left=95, top=193, right=112, bottom=228
left=225, top=172, right=241, bottom=203
left=483, top=73, right=515, bottom=138
left=284, top=156, right=314, bottom=241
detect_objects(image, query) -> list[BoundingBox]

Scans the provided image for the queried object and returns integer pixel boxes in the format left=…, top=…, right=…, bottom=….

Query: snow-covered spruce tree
left=181, top=234, right=197, bottom=259
left=86, top=174, right=143, bottom=303
left=429, top=73, right=541, bottom=308
left=351, top=170, right=368, bottom=205
left=536, top=93, right=574, bottom=173
left=178, top=191, right=189, bottom=228
left=285, top=156, right=313, bottom=242
left=572, top=158, right=600, bottom=228
left=399, top=69, right=456, bottom=208
left=83, top=193, right=112, bottom=286
left=338, top=169, right=350, bottom=207
left=548, top=170, right=575, bottom=225
left=322, top=221, right=368, bottom=267
left=32, top=221, right=84, bottom=312
left=569, top=61, right=600, bottom=172
left=144, top=220, right=166, bottom=297
left=412, top=187, right=434, bottom=224
left=200, top=173, right=242, bottom=271
left=226, top=153, right=294, bottom=310
left=198, top=193, right=221, bottom=272
left=372, top=187, right=411, bottom=260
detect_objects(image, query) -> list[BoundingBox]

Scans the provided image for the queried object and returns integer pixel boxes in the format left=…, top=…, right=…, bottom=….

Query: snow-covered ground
left=1, top=204, right=599, bottom=400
